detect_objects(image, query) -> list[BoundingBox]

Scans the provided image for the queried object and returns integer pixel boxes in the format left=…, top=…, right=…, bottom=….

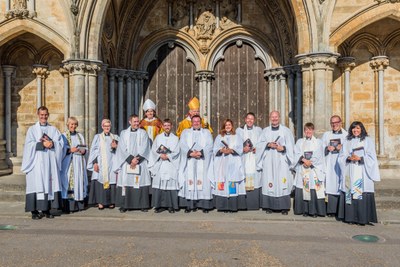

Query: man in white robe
left=114, top=114, right=151, bottom=212
left=256, top=111, right=295, bottom=215
left=236, top=112, right=263, bottom=210
left=21, top=106, right=63, bottom=219
left=60, top=117, right=88, bottom=212
left=322, top=115, right=347, bottom=216
left=148, top=119, right=180, bottom=213
left=87, top=119, right=119, bottom=209
left=178, top=115, right=214, bottom=213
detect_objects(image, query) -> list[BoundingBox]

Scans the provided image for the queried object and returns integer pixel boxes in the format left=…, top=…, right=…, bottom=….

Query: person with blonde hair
left=60, top=117, right=88, bottom=212
left=87, top=119, right=119, bottom=209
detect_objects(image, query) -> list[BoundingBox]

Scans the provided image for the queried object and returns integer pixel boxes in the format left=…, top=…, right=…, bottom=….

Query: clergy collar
left=69, top=131, right=77, bottom=135
left=305, top=137, right=312, bottom=140
left=39, top=123, right=48, bottom=126
left=246, top=125, right=253, bottom=130
left=271, top=125, right=279, bottom=131
left=130, top=128, right=138, bottom=132
left=333, top=129, right=342, bottom=134
left=193, top=128, right=201, bottom=131
left=164, top=133, right=170, bottom=137
left=104, top=132, right=110, bottom=136
left=145, top=117, right=155, bottom=122
left=226, top=132, right=231, bottom=135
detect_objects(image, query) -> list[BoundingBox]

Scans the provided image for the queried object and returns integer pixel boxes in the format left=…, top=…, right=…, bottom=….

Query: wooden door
left=144, top=44, right=199, bottom=128
left=211, top=43, right=269, bottom=133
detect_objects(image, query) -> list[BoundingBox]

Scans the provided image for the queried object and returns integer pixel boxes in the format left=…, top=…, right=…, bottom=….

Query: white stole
left=187, top=130, right=206, bottom=191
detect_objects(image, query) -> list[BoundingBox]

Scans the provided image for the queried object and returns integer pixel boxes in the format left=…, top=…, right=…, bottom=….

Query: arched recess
left=289, top=0, right=312, bottom=54
left=210, top=42, right=269, bottom=131
left=330, top=3, right=400, bottom=51
left=143, top=43, right=199, bottom=128
left=0, top=19, right=70, bottom=58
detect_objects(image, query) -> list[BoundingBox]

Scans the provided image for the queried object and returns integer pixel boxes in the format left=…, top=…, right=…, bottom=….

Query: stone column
left=32, top=65, right=49, bottom=108
left=87, top=62, right=101, bottom=145
left=63, top=61, right=87, bottom=135
left=338, top=57, right=355, bottom=130
left=195, top=71, right=215, bottom=125
left=295, top=67, right=303, bottom=139
left=108, top=68, right=118, bottom=133
left=285, top=66, right=296, bottom=132
left=126, top=70, right=134, bottom=119
left=278, top=69, right=287, bottom=125
left=264, top=69, right=276, bottom=114
left=2, top=65, right=16, bottom=172
left=136, top=71, right=148, bottom=118
left=97, top=64, right=108, bottom=131
left=370, top=56, right=389, bottom=156
left=59, top=67, right=70, bottom=125
left=297, top=52, right=339, bottom=136
left=116, top=70, right=126, bottom=133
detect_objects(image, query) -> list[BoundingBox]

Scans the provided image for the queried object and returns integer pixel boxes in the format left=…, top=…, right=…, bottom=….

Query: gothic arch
left=330, top=3, right=400, bottom=50
left=347, top=32, right=383, bottom=57
left=207, top=32, right=273, bottom=71
left=289, top=0, right=311, bottom=54
left=1, top=40, right=37, bottom=64
left=135, top=30, right=201, bottom=71
left=36, top=45, right=64, bottom=65
left=0, top=19, right=69, bottom=58
left=384, top=29, right=400, bottom=54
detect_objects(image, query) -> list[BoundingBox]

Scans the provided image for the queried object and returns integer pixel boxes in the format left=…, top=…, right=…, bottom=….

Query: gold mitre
left=188, top=97, right=200, bottom=110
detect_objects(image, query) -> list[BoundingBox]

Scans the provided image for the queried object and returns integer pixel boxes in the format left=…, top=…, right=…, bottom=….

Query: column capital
left=62, top=59, right=102, bottom=75
left=338, top=57, right=356, bottom=72
left=264, top=67, right=285, bottom=80
left=296, top=52, right=340, bottom=70
left=195, top=71, right=215, bottom=82
left=58, top=67, right=69, bottom=77
left=1, top=65, right=16, bottom=76
left=107, top=68, right=119, bottom=77
left=32, top=64, right=49, bottom=78
left=370, top=56, right=389, bottom=71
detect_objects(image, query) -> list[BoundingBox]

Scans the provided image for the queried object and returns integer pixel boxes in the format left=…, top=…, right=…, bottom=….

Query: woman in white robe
left=87, top=119, right=119, bottom=209
left=293, top=122, right=326, bottom=217
left=337, top=121, right=380, bottom=225
left=213, top=119, right=246, bottom=212
left=60, top=117, right=88, bottom=212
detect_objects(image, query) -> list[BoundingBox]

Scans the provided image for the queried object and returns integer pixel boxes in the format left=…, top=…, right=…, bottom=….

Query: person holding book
left=178, top=115, right=214, bottom=213
left=256, top=111, right=295, bottom=215
left=87, top=119, right=119, bottom=210
left=139, top=99, right=163, bottom=142
left=322, top=115, right=347, bottom=217
left=337, top=121, right=380, bottom=225
left=148, top=119, right=180, bottom=213
left=114, top=114, right=151, bottom=213
left=213, top=119, right=246, bottom=212
left=176, top=97, right=213, bottom=138
left=60, top=117, right=88, bottom=212
left=22, top=106, right=64, bottom=219
left=293, top=122, right=326, bottom=217
left=236, top=112, right=263, bottom=210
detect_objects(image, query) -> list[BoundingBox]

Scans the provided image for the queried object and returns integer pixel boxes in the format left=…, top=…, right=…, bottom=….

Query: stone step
left=0, top=191, right=25, bottom=202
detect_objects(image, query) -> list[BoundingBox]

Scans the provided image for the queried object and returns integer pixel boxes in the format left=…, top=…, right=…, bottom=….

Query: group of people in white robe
left=22, top=106, right=380, bottom=226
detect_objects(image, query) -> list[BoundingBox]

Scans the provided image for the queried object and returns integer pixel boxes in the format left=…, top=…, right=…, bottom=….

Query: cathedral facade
left=0, top=0, right=399, bottom=174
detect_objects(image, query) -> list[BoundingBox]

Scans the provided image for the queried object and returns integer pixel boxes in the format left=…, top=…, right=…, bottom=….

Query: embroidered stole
left=217, top=135, right=238, bottom=196
left=345, top=139, right=364, bottom=204
left=66, top=131, right=84, bottom=200
left=243, top=127, right=256, bottom=191
left=100, top=132, right=115, bottom=189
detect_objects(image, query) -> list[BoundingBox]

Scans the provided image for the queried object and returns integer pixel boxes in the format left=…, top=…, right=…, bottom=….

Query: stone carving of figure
left=12, top=0, right=27, bottom=9
left=195, top=11, right=216, bottom=40
left=172, top=1, right=188, bottom=29
left=220, top=0, right=238, bottom=29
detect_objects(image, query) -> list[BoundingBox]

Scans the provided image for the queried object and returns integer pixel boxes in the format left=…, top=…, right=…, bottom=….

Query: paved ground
left=1, top=202, right=400, bottom=267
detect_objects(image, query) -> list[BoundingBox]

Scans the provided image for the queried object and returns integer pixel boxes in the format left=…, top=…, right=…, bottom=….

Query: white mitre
left=143, top=99, right=156, bottom=112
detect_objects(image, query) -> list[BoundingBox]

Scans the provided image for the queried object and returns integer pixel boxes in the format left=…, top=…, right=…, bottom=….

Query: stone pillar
left=295, top=67, right=303, bottom=139
left=370, top=56, right=389, bottom=156
left=278, top=69, right=287, bottom=125
left=59, top=67, right=70, bottom=125
left=195, top=71, right=215, bottom=125
left=108, top=68, right=118, bottom=133
left=297, top=52, right=339, bottom=136
left=338, top=57, right=356, bottom=130
left=63, top=61, right=87, bottom=136
left=87, top=62, right=101, bottom=145
left=32, top=65, right=49, bottom=108
left=136, top=71, right=148, bottom=118
left=264, top=69, right=276, bottom=114
left=1, top=65, right=16, bottom=173
left=126, top=71, right=134, bottom=119
left=285, top=66, right=296, bottom=132
left=116, top=70, right=126, bottom=133
left=97, top=64, right=108, bottom=131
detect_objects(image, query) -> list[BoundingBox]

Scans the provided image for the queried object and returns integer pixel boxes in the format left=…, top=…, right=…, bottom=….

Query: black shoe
left=119, top=208, right=127, bottom=213
left=141, top=209, right=148, bottom=212
left=168, top=208, right=175, bottom=214
left=281, top=210, right=288, bottom=215
left=312, top=214, right=318, bottom=218
left=31, top=212, right=42, bottom=220
left=327, top=214, right=334, bottom=217
left=184, top=208, right=191, bottom=213
left=202, top=209, right=209, bottom=214
left=265, top=209, right=272, bottom=214
left=154, top=208, right=165, bottom=213
left=303, top=213, right=308, bottom=217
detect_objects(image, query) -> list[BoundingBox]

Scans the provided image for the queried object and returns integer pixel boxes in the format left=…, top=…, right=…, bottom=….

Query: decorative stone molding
left=338, top=57, right=356, bottom=72
left=264, top=68, right=285, bottom=80
left=63, top=60, right=102, bottom=75
left=375, top=0, right=400, bottom=3
left=5, top=0, right=36, bottom=19
left=32, top=65, right=49, bottom=78
left=370, top=56, right=389, bottom=71
left=195, top=70, right=215, bottom=82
